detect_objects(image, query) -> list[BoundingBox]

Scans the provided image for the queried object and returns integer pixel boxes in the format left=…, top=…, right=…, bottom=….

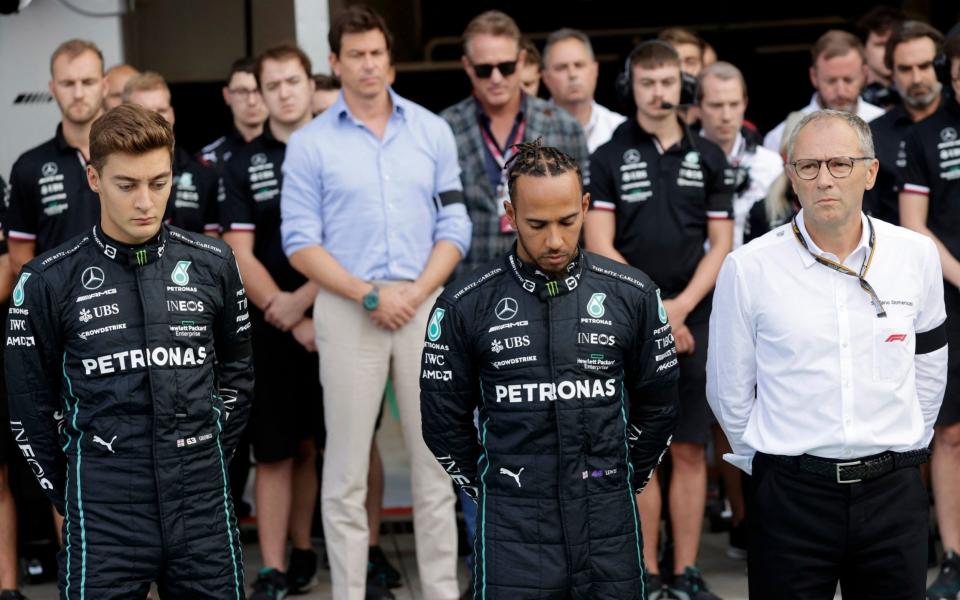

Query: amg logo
left=495, top=378, right=617, bottom=403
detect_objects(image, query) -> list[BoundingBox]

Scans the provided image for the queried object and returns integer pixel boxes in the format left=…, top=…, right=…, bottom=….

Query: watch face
left=363, top=291, right=379, bottom=310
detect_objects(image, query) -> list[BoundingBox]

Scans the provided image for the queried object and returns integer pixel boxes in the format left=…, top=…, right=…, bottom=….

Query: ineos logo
left=81, top=267, right=105, bottom=290
left=495, top=297, right=518, bottom=321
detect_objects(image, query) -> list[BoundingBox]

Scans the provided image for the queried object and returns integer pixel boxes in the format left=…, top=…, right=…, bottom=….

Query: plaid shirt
left=441, top=95, right=589, bottom=276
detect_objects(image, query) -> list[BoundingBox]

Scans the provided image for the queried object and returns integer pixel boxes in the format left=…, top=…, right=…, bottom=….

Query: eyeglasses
left=469, top=59, right=519, bottom=79
left=228, top=87, right=260, bottom=100
left=789, top=156, right=874, bottom=180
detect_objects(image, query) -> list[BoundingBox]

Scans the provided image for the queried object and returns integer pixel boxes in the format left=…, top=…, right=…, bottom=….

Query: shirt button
left=841, top=342, right=848, bottom=348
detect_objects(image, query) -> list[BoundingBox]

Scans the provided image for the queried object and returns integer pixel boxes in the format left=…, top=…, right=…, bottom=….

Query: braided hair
left=504, top=137, right=582, bottom=201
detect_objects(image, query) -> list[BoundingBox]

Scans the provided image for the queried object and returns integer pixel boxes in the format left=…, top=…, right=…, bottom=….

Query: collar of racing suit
left=505, top=244, right=584, bottom=301
left=91, top=224, right=167, bottom=267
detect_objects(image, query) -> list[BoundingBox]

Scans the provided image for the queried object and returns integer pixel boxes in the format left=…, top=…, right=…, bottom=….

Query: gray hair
left=542, top=28, right=595, bottom=67
left=785, top=109, right=875, bottom=163
left=696, top=61, right=747, bottom=104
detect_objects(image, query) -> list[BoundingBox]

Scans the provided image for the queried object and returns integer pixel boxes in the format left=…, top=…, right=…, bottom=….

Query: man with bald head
left=709, top=110, right=946, bottom=598
left=103, top=63, right=138, bottom=111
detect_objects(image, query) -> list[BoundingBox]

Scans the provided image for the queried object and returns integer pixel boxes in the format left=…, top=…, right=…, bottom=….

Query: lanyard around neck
left=791, top=216, right=887, bottom=318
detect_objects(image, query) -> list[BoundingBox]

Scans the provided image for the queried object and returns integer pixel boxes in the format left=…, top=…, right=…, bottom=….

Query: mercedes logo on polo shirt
left=495, top=297, right=518, bottom=321
left=940, top=127, right=958, bottom=143
left=81, top=266, right=105, bottom=290
left=622, top=149, right=641, bottom=164
left=41, top=162, right=58, bottom=177
left=251, top=153, right=268, bottom=166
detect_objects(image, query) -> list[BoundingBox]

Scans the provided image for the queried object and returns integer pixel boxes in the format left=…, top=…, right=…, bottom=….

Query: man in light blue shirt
left=280, top=7, right=469, bottom=600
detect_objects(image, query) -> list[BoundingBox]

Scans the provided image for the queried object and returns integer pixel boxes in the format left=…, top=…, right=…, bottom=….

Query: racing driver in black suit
left=4, top=104, right=253, bottom=599
left=420, top=139, right=679, bottom=600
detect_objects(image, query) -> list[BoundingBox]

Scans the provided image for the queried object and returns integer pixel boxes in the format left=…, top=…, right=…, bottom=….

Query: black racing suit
left=4, top=224, right=253, bottom=599
left=421, top=247, right=679, bottom=600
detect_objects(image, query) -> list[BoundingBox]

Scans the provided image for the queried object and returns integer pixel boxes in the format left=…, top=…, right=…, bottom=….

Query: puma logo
left=499, top=467, right=524, bottom=488
left=93, top=434, right=117, bottom=453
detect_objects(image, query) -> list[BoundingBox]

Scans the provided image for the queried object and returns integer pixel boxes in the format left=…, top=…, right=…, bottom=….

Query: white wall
left=0, top=0, right=123, bottom=180
left=293, top=0, right=331, bottom=75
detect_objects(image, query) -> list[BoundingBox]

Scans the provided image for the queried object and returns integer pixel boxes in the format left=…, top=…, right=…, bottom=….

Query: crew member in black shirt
left=585, top=40, right=734, bottom=599
left=899, top=34, right=960, bottom=600
left=197, top=58, right=268, bottom=174
left=6, top=39, right=106, bottom=274
left=219, top=44, right=323, bottom=598
left=123, top=71, right=220, bottom=236
left=865, top=21, right=944, bottom=224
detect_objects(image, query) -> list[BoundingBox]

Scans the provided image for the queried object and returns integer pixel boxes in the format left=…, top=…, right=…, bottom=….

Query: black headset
left=615, top=39, right=697, bottom=108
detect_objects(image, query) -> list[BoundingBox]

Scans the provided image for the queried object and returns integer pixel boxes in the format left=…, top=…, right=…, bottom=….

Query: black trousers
left=747, top=452, right=928, bottom=600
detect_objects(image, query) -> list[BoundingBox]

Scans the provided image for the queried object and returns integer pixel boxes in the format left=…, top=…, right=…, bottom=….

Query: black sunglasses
left=470, top=59, right=519, bottom=79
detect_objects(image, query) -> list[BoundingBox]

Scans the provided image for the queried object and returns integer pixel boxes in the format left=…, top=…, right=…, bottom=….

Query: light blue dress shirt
left=280, top=88, right=471, bottom=281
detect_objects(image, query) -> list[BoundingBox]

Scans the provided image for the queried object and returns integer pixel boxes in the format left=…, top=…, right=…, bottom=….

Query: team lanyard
left=480, top=119, right=527, bottom=170
left=791, top=215, right=887, bottom=318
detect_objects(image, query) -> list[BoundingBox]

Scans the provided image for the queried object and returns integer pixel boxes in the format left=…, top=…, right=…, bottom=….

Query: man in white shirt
left=697, top=61, right=783, bottom=247
left=541, top=28, right=626, bottom=153
left=764, top=30, right=885, bottom=153
left=708, top=109, right=947, bottom=599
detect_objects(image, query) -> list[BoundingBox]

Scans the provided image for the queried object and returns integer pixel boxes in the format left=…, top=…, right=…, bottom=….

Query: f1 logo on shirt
left=885, top=334, right=908, bottom=343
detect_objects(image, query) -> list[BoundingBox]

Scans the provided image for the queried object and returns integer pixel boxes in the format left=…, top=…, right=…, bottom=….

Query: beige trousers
left=314, top=287, right=458, bottom=600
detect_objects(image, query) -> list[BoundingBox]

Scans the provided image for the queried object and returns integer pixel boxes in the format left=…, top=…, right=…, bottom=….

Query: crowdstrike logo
left=495, top=378, right=616, bottom=403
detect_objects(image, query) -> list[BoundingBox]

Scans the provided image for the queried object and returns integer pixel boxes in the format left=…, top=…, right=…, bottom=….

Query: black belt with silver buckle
left=768, top=449, right=930, bottom=484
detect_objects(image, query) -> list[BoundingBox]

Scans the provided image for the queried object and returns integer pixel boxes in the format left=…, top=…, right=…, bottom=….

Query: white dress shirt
left=585, top=101, right=627, bottom=153
left=763, top=94, right=886, bottom=153
left=707, top=210, right=948, bottom=474
left=701, top=130, right=784, bottom=247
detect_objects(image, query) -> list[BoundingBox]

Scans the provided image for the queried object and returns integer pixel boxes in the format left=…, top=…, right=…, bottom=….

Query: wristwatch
left=362, top=285, right=380, bottom=311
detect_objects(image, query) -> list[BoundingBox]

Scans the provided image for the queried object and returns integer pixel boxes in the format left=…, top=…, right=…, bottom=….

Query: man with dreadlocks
left=420, top=139, right=679, bottom=600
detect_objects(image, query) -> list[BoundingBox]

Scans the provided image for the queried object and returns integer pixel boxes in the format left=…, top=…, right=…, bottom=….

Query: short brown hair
left=312, top=74, right=341, bottom=91
left=89, top=104, right=174, bottom=172
left=658, top=27, right=703, bottom=51
left=50, top=39, right=103, bottom=76
left=520, top=38, right=540, bottom=67
left=811, top=30, right=866, bottom=65
left=254, top=43, right=312, bottom=88
left=884, top=21, right=944, bottom=71
left=122, top=71, right=169, bottom=104
left=462, top=10, right=521, bottom=55
left=328, top=5, right=393, bottom=57
left=856, top=6, right=906, bottom=38
left=946, top=35, right=960, bottom=66
left=697, top=61, right=748, bottom=104
left=630, top=40, right=681, bottom=71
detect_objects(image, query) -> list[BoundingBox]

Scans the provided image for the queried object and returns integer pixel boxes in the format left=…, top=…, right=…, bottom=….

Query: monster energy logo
left=546, top=281, right=559, bottom=296
left=134, top=249, right=148, bottom=265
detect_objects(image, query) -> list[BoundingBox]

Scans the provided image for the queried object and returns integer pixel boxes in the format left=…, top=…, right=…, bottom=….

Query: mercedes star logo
left=495, top=297, right=518, bottom=321
left=251, top=153, right=268, bottom=166
left=622, top=149, right=641, bottom=164
left=941, top=127, right=958, bottom=143
left=41, top=162, right=58, bottom=177
left=81, top=266, right=105, bottom=290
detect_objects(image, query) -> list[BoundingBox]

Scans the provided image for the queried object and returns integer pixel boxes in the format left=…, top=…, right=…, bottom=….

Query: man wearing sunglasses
left=441, top=10, right=589, bottom=277
left=709, top=109, right=947, bottom=599
left=898, top=34, right=960, bottom=600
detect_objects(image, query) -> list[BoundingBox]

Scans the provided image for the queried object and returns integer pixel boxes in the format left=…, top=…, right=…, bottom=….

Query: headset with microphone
left=615, top=39, right=697, bottom=109
left=615, top=39, right=701, bottom=153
